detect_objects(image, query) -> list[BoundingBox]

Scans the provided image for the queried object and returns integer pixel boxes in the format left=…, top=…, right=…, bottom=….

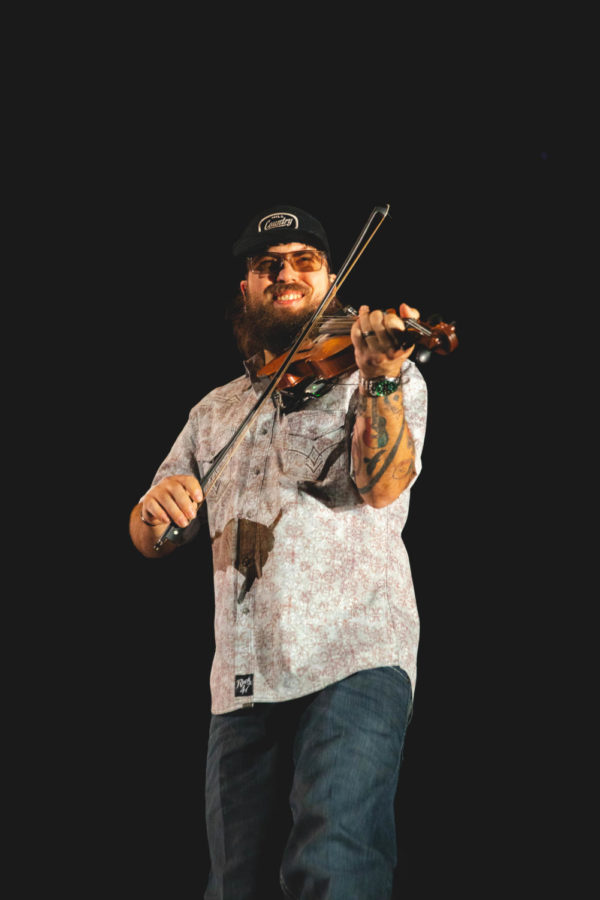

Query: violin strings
left=316, top=316, right=432, bottom=336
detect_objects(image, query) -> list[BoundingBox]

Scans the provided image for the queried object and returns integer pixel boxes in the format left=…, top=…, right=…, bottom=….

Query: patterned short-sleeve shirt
left=150, top=356, right=428, bottom=714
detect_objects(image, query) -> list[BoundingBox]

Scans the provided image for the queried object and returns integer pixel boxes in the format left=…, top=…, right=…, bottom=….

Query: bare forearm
left=352, top=387, right=416, bottom=507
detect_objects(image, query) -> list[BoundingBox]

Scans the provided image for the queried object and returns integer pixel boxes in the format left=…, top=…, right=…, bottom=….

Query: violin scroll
left=388, top=314, right=458, bottom=365
left=399, top=315, right=459, bottom=356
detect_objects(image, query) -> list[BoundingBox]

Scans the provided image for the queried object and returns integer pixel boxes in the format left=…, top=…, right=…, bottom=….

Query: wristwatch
left=358, top=374, right=402, bottom=396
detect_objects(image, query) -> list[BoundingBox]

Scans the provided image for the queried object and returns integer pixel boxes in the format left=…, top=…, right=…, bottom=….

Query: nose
left=276, top=259, right=298, bottom=281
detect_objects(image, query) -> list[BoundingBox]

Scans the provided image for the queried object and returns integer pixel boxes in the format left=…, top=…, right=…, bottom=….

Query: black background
left=56, top=130, right=567, bottom=896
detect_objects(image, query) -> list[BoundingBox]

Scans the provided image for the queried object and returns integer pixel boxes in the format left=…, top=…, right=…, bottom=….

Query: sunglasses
left=248, top=249, right=327, bottom=277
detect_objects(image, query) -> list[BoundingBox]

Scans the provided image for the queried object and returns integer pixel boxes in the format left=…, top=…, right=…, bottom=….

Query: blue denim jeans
left=204, top=666, right=413, bottom=900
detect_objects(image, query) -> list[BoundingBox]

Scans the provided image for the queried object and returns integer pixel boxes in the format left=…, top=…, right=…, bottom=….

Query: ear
left=240, top=279, right=247, bottom=296
left=329, top=272, right=337, bottom=284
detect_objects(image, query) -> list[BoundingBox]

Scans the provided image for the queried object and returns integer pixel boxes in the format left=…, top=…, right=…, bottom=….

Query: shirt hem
left=211, top=661, right=416, bottom=715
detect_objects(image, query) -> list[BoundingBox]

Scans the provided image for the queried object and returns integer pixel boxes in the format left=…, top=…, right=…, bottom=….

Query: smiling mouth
left=274, top=292, right=304, bottom=305
left=271, top=285, right=308, bottom=306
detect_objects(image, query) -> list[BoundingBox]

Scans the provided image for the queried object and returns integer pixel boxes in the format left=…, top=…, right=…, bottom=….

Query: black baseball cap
left=232, top=205, right=331, bottom=261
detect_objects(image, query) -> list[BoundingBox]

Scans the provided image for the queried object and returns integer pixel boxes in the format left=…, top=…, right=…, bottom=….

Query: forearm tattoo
left=354, top=390, right=416, bottom=495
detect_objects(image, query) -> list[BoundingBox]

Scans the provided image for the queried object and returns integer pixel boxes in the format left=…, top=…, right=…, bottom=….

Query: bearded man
left=129, top=205, right=428, bottom=900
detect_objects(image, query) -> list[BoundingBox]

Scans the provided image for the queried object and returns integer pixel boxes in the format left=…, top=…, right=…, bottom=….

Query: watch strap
left=358, top=374, right=402, bottom=396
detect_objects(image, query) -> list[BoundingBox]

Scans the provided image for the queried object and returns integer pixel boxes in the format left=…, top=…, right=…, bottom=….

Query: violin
left=258, top=308, right=458, bottom=390
left=153, top=204, right=458, bottom=551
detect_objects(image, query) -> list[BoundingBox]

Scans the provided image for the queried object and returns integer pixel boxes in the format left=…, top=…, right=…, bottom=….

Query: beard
left=247, top=305, right=313, bottom=356
left=229, top=280, right=344, bottom=361
left=242, top=282, right=324, bottom=356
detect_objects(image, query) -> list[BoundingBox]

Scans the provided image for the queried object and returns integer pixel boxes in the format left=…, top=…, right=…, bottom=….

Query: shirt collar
left=243, top=351, right=272, bottom=397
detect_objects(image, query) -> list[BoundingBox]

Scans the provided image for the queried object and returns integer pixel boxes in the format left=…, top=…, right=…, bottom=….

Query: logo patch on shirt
left=234, top=674, right=254, bottom=697
left=258, top=212, right=298, bottom=233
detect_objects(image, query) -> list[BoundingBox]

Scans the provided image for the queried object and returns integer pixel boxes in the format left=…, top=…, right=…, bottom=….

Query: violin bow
left=153, top=204, right=391, bottom=550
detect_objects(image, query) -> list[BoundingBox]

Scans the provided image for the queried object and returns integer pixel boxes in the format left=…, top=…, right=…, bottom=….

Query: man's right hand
left=141, top=475, right=204, bottom=529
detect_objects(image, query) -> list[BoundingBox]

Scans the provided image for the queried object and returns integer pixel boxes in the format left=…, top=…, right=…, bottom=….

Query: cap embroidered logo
left=258, top=212, right=299, bottom=233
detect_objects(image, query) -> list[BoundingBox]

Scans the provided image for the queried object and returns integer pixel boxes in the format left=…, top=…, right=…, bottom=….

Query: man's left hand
left=350, top=303, right=421, bottom=379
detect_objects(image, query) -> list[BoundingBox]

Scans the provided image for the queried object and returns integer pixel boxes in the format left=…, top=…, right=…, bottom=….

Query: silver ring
left=361, top=330, right=375, bottom=339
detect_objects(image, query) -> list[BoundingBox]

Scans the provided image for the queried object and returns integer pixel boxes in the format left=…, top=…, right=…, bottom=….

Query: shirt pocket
left=280, top=409, right=348, bottom=481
